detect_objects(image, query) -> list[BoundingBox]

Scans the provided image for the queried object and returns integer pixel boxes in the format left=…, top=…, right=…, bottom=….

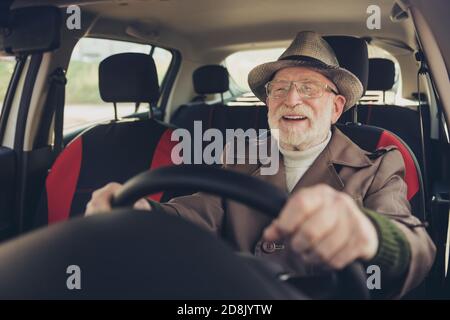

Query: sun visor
left=1, top=6, right=61, bottom=55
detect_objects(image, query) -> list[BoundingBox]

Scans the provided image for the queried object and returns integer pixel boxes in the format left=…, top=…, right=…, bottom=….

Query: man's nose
left=284, top=83, right=304, bottom=107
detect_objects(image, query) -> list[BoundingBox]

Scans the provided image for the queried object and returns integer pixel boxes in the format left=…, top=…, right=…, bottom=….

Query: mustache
left=273, top=104, right=314, bottom=119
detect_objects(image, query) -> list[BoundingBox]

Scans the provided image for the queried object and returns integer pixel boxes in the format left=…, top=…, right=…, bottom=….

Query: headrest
left=193, top=65, right=229, bottom=94
left=99, top=53, right=160, bottom=104
left=324, top=36, right=369, bottom=94
left=367, top=58, right=395, bottom=91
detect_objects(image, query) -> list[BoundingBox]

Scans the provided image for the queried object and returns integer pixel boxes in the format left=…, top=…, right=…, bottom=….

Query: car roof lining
left=9, top=0, right=429, bottom=109
left=13, top=0, right=418, bottom=52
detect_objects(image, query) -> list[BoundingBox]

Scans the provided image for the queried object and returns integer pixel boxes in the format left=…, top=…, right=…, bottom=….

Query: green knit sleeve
left=361, top=207, right=411, bottom=281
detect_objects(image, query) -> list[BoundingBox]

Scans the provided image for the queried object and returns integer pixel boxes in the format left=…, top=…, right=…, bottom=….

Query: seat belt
left=415, top=51, right=429, bottom=204
left=351, top=104, right=358, bottom=123
left=48, top=68, right=67, bottom=158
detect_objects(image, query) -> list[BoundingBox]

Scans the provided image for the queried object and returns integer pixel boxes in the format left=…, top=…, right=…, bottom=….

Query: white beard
left=268, top=103, right=333, bottom=150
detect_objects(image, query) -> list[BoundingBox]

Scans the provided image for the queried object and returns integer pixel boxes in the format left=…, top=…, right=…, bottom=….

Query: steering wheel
left=111, top=165, right=370, bottom=300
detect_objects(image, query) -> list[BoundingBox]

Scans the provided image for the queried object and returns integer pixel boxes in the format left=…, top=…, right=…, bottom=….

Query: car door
left=0, top=5, right=63, bottom=239
left=0, top=55, right=22, bottom=241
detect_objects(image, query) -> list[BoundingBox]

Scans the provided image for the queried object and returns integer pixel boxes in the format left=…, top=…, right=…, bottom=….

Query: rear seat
left=170, top=65, right=269, bottom=160
left=212, top=104, right=268, bottom=134
left=344, top=58, right=431, bottom=178
left=171, top=65, right=228, bottom=133
left=170, top=36, right=370, bottom=141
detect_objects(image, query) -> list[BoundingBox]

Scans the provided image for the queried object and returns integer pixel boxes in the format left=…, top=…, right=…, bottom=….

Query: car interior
left=0, top=0, right=449, bottom=299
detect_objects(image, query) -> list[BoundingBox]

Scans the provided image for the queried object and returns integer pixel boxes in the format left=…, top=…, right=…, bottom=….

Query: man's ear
left=331, top=95, right=346, bottom=124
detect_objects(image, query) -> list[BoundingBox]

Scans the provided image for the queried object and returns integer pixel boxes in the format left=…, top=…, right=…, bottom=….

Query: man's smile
left=279, top=114, right=311, bottom=128
left=281, top=114, right=308, bottom=122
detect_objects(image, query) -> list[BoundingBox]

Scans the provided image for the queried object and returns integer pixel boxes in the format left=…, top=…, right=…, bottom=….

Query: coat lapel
left=252, top=157, right=288, bottom=193
left=291, top=146, right=344, bottom=193
left=248, top=126, right=373, bottom=194
left=291, top=126, right=372, bottom=193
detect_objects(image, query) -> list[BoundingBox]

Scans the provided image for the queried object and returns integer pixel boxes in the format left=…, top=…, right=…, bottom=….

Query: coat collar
left=253, top=126, right=373, bottom=194
left=326, top=126, right=373, bottom=168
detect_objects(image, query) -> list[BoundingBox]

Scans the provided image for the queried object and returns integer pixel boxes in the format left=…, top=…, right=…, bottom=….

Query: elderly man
left=86, top=31, right=435, bottom=298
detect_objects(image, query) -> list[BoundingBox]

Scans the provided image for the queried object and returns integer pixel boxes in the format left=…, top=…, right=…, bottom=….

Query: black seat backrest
left=35, top=53, right=179, bottom=226
left=324, top=35, right=369, bottom=124
left=171, top=65, right=229, bottom=131
left=324, top=36, right=369, bottom=95
left=193, top=65, right=229, bottom=101
left=367, top=58, right=396, bottom=93
left=99, top=52, right=160, bottom=108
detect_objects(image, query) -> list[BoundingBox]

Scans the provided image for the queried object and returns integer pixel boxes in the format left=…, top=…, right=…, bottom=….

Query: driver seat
left=325, top=35, right=426, bottom=222
left=34, top=53, right=180, bottom=227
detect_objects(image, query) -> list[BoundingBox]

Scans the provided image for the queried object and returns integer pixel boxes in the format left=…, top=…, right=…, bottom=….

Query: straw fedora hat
left=248, top=31, right=363, bottom=110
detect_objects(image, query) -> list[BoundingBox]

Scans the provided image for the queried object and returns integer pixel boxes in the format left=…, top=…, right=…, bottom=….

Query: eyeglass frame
left=264, top=79, right=340, bottom=100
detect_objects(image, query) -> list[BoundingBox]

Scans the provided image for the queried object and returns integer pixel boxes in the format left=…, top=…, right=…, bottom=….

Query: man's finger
left=85, top=200, right=112, bottom=215
left=263, top=219, right=286, bottom=242
left=85, top=182, right=122, bottom=215
left=133, top=198, right=152, bottom=211
left=264, top=185, right=332, bottom=241
left=327, top=233, right=360, bottom=269
left=289, top=205, right=339, bottom=254
left=263, top=200, right=320, bottom=242
left=297, top=213, right=351, bottom=265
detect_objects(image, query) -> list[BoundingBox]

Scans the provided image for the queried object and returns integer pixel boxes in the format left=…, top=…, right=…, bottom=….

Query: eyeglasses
left=265, top=80, right=339, bottom=100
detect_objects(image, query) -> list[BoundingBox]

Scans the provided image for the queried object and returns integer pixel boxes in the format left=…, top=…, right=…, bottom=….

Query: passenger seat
left=34, top=53, right=179, bottom=226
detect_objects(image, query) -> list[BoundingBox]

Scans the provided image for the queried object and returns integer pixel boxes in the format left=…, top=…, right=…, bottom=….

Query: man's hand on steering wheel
left=85, top=182, right=151, bottom=215
left=83, top=166, right=372, bottom=299
left=86, top=181, right=379, bottom=272
left=263, top=184, right=379, bottom=269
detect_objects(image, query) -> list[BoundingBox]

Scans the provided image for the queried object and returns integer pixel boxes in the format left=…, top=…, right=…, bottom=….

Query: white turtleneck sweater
left=279, top=131, right=332, bottom=193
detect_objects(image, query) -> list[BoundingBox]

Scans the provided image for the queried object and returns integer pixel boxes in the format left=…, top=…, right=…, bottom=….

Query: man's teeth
left=283, top=115, right=307, bottom=120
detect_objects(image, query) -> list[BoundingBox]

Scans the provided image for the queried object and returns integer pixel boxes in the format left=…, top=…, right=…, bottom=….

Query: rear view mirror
left=1, top=6, right=61, bottom=54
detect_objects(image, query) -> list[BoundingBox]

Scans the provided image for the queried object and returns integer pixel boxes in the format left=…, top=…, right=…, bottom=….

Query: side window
left=153, top=47, right=172, bottom=86
left=0, top=56, right=16, bottom=115
left=64, top=38, right=172, bottom=134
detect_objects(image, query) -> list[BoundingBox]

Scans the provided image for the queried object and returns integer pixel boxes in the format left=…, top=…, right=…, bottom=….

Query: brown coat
left=159, top=127, right=435, bottom=297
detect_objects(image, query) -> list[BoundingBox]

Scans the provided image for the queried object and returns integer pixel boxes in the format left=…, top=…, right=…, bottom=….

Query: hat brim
left=248, top=60, right=363, bottom=111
